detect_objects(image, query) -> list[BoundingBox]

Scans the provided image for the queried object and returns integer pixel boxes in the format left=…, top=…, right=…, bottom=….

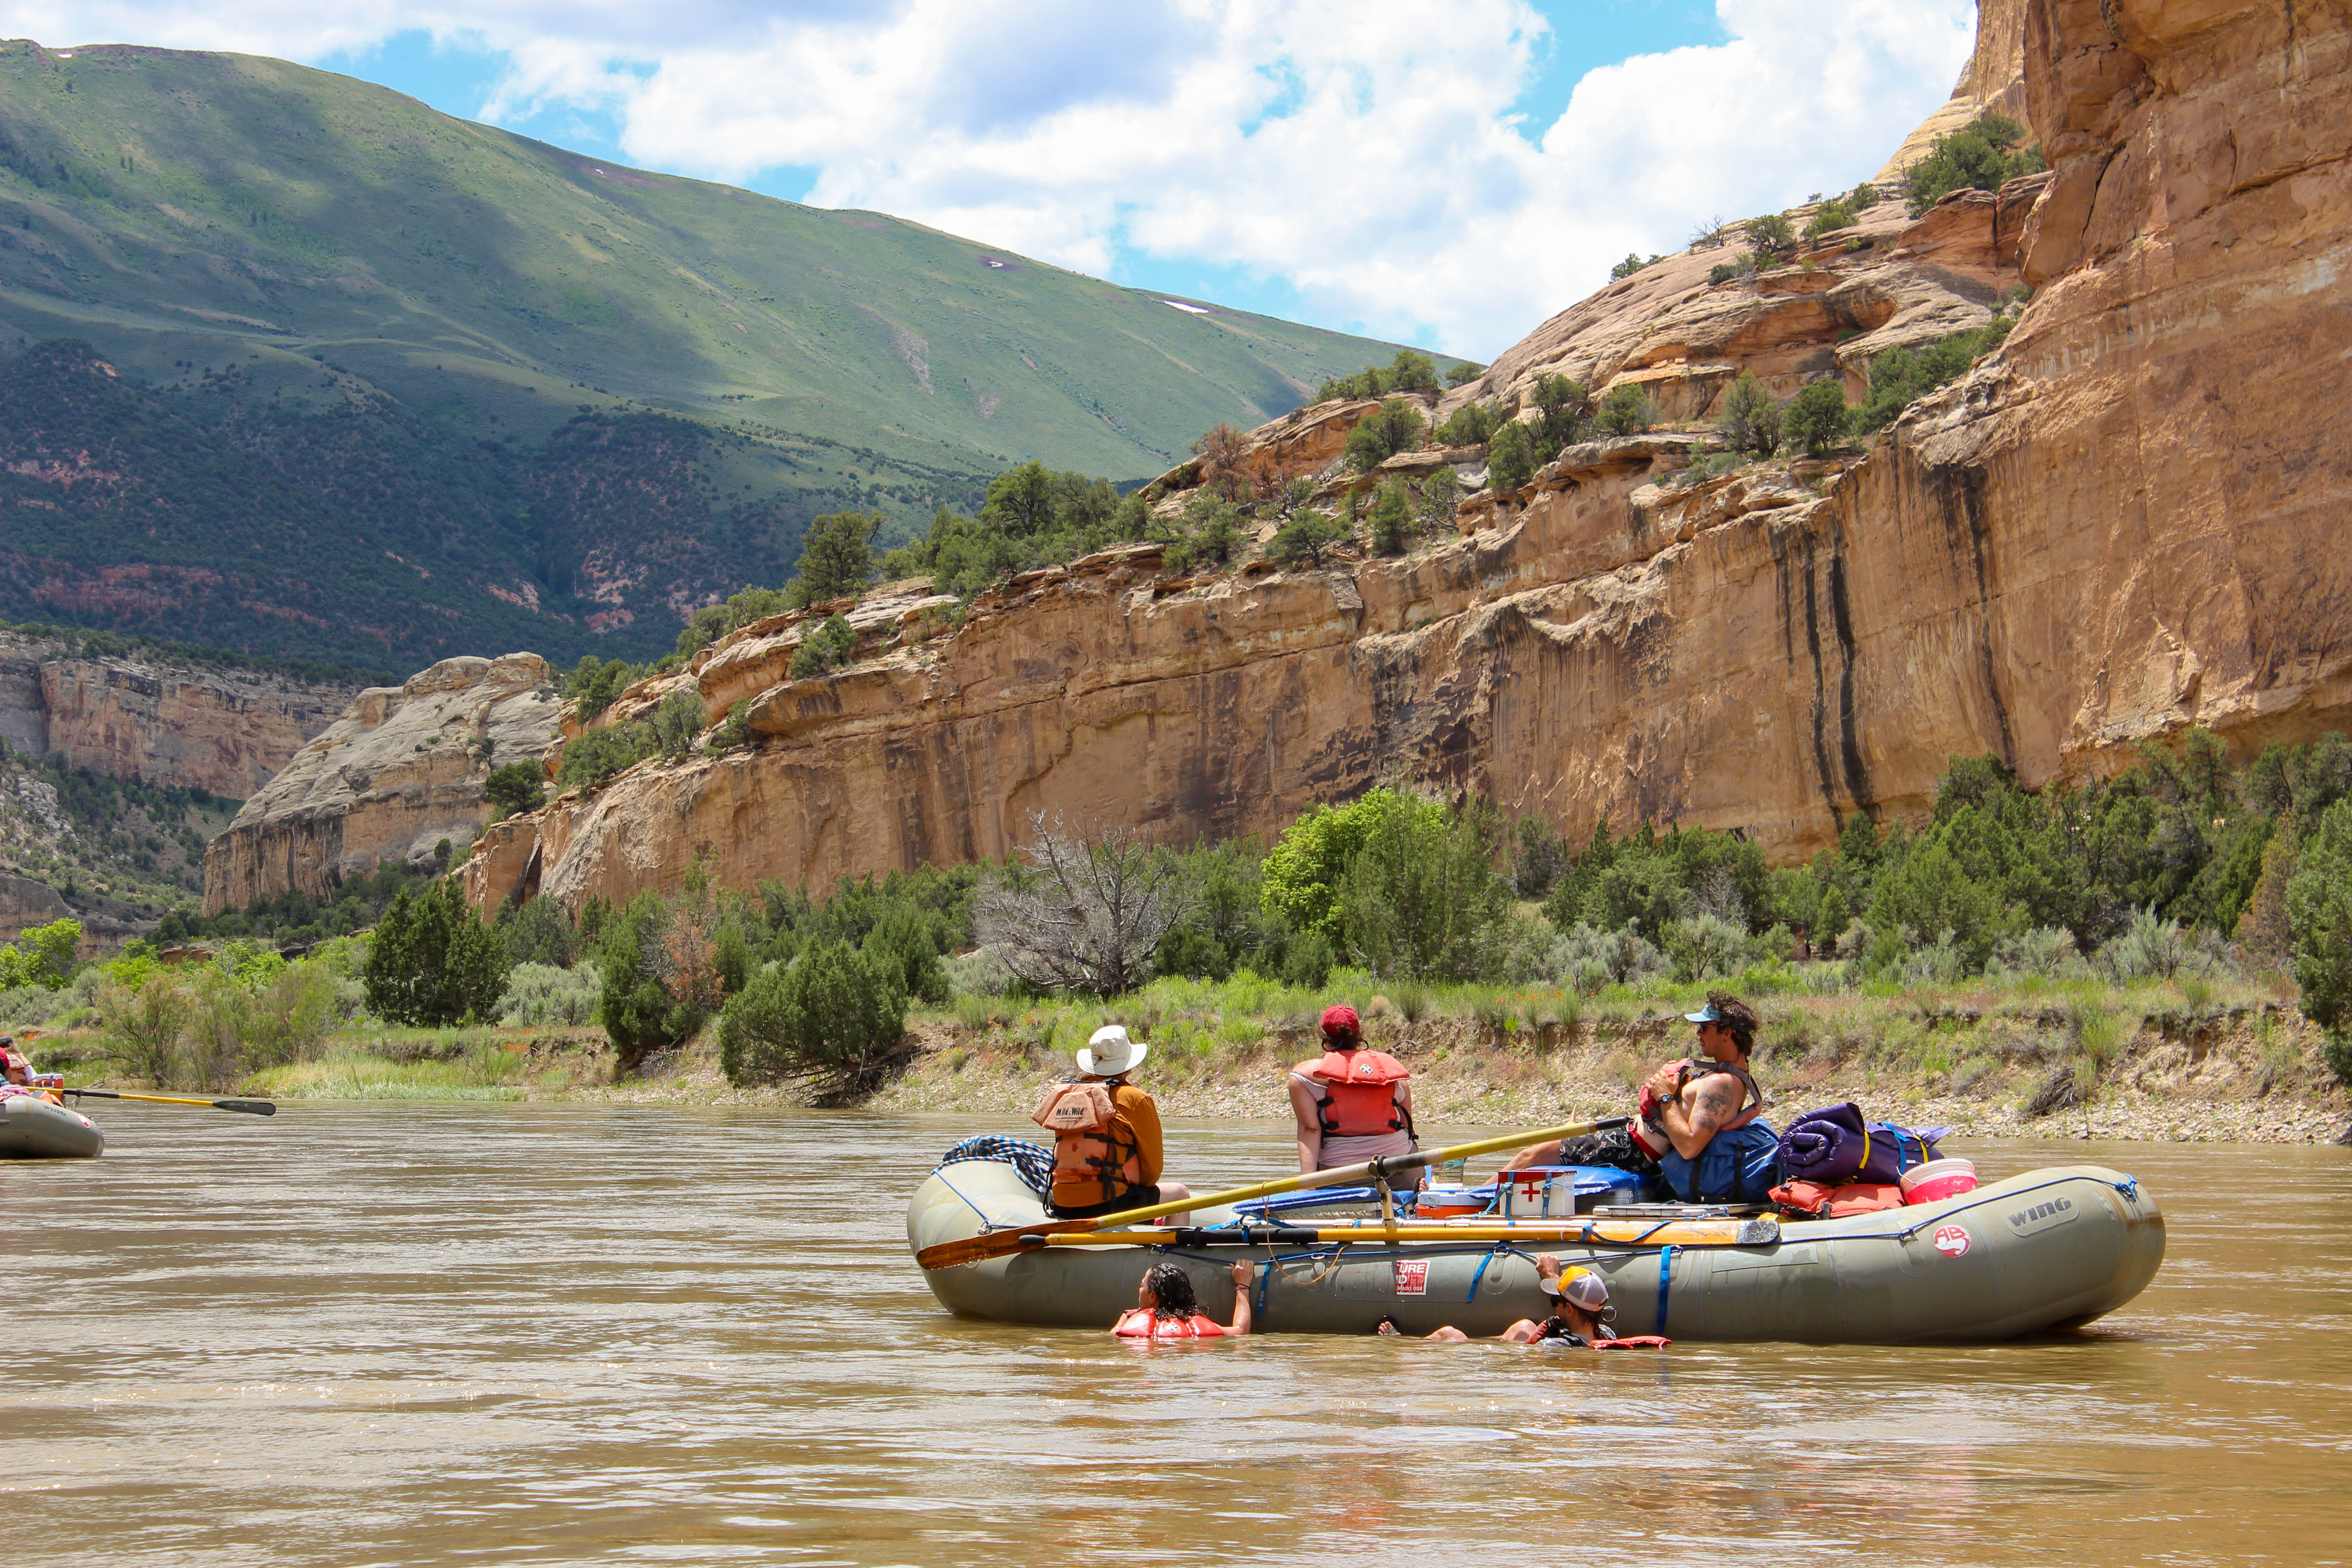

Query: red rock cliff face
left=463, top=0, right=2352, bottom=913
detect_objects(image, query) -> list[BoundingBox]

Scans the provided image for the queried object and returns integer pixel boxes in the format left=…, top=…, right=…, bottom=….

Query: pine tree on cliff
left=786, top=511, right=882, bottom=608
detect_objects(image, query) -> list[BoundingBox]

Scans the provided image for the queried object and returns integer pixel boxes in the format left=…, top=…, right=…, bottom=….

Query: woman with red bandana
left=1286, top=1004, right=1421, bottom=1190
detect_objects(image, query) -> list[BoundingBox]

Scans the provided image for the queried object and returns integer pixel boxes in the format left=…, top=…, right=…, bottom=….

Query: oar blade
left=213, top=1099, right=277, bottom=1116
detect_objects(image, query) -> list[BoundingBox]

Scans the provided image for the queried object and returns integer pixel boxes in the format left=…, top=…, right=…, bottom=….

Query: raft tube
left=907, top=1158, right=2164, bottom=1343
left=0, top=1095, right=103, bottom=1158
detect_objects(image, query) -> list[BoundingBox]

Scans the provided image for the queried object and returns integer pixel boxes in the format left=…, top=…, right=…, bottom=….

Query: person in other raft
left=0, top=1041, right=60, bottom=1104
left=1112, top=1261, right=1255, bottom=1339
left=1379, top=1256, right=1669, bottom=1347
left=1287, top=1004, right=1421, bottom=1191
left=1030, top=1025, right=1192, bottom=1220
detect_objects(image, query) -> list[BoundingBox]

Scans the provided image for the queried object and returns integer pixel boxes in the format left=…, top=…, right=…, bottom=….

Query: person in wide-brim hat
left=1029, top=1024, right=1191, bottom=1221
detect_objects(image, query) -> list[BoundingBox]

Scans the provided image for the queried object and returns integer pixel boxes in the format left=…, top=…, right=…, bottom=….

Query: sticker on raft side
left=2005, top=1196, right=2080, bottom=1239
left=1393, top=1260, right=1430, bottom=1296
left=1933, top=1224, right=1973, bottom=1259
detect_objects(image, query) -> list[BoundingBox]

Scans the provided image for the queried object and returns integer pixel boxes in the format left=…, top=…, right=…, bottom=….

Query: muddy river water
left=4, top=1106, right=2348, bottom=1566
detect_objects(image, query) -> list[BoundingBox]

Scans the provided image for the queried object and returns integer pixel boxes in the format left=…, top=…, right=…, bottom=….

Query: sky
left=14, top=1, right=1976, bottom=358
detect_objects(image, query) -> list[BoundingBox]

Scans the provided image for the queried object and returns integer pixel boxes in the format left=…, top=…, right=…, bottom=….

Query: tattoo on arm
left=1691, top=1081, right=1737, bottom=1135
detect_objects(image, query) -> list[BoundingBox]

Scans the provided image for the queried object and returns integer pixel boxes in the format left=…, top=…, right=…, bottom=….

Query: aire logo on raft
left=2006, top=1196, right=2079, bottom=1238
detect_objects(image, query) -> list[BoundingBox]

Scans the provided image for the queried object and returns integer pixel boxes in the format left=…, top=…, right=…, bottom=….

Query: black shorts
left=1047, top=1185, right=1163, bottom=1220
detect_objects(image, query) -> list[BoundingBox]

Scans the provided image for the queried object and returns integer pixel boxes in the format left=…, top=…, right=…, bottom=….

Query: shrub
left=1444, top=361, right=1486, bottom=388
left=362, top=881, right=513, bottom=1027
left=1783, top=379, right=1850, bottom=457
left=789, top=614, right=859, bottom=679
left=719, top=940, right=911, bottom=1097
left=1742, top=212, right=1795, bottom=256
left=1995, top=926, right=2078, bottom=979
left=0, top=917, right=80, bottom=990
left=1343, top=398, right=1429, bottom=473
left=2287, top=799, right=2352, bottom=1086
left=1511, top=815, right=1573, bottom=898
left=1531, top=374, right=1592, bottom=452
left=1263, top=791, right=1416, bottom=937
left=1595, top=384, right=1660, bottom=436
left=860, top=902, right=951, bottom=1006
left=1715, top=372, right=1782, bottom=456
left=1485, top=420, right=1536, bottom=494
left=647, top=692, right=706, bottom=760
left=1665, top=913, right=1748, bottom=982
left=1367, top=480, right=1414, bottom=555
left=784, top=510, right=882, bottom=608
left=555, top=720, right=656, bottom=789
left=1337, top=793, right=1513, bottom=981
left=1549, top=921, right=1670, bottom=992
left=103, top=972, right=192, bottom=1085
left=1857, top=322, right=2013, bottom=432
left=1158, top=493, right=1243, bottom=573
left=483, top=761, right=545, bottom=818
left=709, top=699, right=754, bottom=752
left=1191, top=421, right=1257, bottom=504
left=1904, top=113, right=2043, bottom=217
left=1610, top=253, right=1664, bottom=281
left=564, top=656, right=636, bottom=724
left=1801, top=198, right=1859, bottom=240
left=2097, top=905, right=2198, bottom=982
left=1416, top=468, right=1460, bottom=529
left=497, top=960, right=601, bottom=1026
left=1708, top=261, right=1742, bottom=286
left=1266, top=508, right=1348, bottom=569
left=1431, top=402, right=1496, bottom=447
left=1279, top=928, right=1336, bottom=989
left=595, top=891, right=710, bottom=1068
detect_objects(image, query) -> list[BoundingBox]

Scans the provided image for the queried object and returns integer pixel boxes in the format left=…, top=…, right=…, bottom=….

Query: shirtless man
left=1637, top=993, right=1779, bottom=1204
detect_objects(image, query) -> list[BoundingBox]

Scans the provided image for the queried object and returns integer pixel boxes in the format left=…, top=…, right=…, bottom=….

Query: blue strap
left=1656, top=1245, right=1677, bottom=1333
left=1253, top=1259, right=1271, bottom=1318
left=1466, top=1242, right=1512, bottom=1303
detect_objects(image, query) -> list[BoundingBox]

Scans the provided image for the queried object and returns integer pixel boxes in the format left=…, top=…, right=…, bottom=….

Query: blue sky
left=29, top=1, right=1972, bottom=355
left=316, top=2, right=1735, bottom=336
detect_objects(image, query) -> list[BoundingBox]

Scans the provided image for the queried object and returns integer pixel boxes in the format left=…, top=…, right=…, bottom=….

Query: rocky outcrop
left=0, top=632, right=354, bottom=797
left=462, top=0, right=2352, bottom=913
left=1874, top=0, right=2031, bottom=182
left=203, top=655, right=563, bottom=913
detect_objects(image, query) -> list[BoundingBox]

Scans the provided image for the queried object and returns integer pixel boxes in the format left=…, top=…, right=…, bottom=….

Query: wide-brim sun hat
left=1078, top=1024, right=1148, bottom=1077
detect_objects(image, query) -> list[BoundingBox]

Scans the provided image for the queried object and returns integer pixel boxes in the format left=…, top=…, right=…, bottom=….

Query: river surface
left=3, top=1106, right=2348, bottom=1567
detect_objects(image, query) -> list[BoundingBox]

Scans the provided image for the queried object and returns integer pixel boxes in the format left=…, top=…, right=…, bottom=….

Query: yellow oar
left=63, top=1088, right=276, bottom=1117
left=913, top=1115, right=1629, bottom=1269
left=1034, top=1216, right=1777, bottom=1248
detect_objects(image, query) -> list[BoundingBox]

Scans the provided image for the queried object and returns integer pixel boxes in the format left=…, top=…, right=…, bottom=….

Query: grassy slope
left=0, top=40, right=1416, bottom=480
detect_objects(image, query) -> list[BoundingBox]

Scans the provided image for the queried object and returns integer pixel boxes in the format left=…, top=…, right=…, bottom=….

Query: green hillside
left=0, top=39, right=1430, bottom=666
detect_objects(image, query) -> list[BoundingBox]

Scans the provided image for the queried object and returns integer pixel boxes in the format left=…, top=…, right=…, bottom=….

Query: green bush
left=709, top=699, right=754, bottom=751
left=1743, top=212, right=1795, bottom=256
left=1262, top=790, right=1425, bottom=937
left=1531, top=375, right=1592, bottom=453
left=362, top=881, right=512, bottom=1027
left=497, top=895, right=578, bottom=968
left=555, top=719, right=657, bottom=789
left=1485, top=420, right=1536, bottom=493
left=0, top=917, right=81, bottom=990
left=1431, top=402, right=1496, bottom=447
left=1337, top=792, right=1513, bottom=981
left=1157, top=493, right=1244, bottom=573
left=595, top=892, right=698, bottom=1067
left=1367, top=480, right=1414, bottom=555
left=1595, top=384, right=1660, bottom=436
left=1801, top=198, right=1859, bottom=240
left=496, top=960, right=601, bottom=1026
left=1266, top=508, right=1348, bottom=569
left=1783, top=379, right=1851, bottom=457
left=1343, top=398, right=1429, bottom=473
left=2288, top=798, right=2352, bottom=1087
left=1444, top=361, right=1486, bottom=388
left=1904, top=113, right=2043, bottom=216
left=1715, top=372, right=1781, bottom=456
left=1708, top=261, right=1742, bottom=286
left=1857, top=319, right=2015, bottom=432
left=1316, top=348, right=1444, bottom=403
left=789, top=614, right=859, bottom=679
left=718, top=940, right=910, bottom=1095
left=483, top=761, right=545, bottom=818
left=1417, top=469, right=1460, bottom=529
left=647, top=691, right=705, bottom=759
left=1610, top=253, right=1664, bottom=281
left=564, top=656, right=637, bottom=725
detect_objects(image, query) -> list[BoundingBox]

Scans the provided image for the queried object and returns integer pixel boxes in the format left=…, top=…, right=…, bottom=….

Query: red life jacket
left=1113, top=1309, right=1225, bottom=1339
left=1031, top=1078, right=1145, bottom=1200
left=1306, top=1049, right=1412, bottom=1138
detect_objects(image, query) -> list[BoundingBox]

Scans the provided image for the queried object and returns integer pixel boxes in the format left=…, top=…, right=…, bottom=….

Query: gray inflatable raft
left=0, top=1095, right=103, bottom=1158
left=908, top=1158, right=2163, bottom=1343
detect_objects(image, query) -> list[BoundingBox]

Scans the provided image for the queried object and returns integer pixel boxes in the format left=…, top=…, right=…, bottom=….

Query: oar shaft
left=1033, top=1218, right=1774, bottom=1248
left=63, top=1089, right=277, bottom=1115
left=1073, top=1116, right=1630, bottom=1231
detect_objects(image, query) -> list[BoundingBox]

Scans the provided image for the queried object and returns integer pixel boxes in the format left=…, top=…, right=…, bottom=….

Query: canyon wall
left=0, top=631, right=354, bottom=797
left=461, top=0, right=2352, bottom=914
left=203, top=655, right=564, bottom=914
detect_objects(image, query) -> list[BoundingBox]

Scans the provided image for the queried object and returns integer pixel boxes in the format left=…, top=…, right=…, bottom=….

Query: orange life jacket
left=1591, top=1335, right=1673, bottom=1350
left=1306, top=1049, right=1412, bottom=1138
left=1113, top=1309, right=1225, bottom=1339
left=1031, top=1078, right=1146, bottom=1199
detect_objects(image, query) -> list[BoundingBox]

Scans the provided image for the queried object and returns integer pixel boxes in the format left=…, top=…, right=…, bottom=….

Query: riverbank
left=25, top=970, right=2345, bottom=1143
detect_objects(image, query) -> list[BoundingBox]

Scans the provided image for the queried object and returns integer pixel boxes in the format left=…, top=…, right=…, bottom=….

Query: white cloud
left=17, top=0, right=1975, bottom=356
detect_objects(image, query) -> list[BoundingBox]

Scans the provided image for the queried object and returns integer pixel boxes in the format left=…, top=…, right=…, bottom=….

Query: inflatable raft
left=0, top=1094, right=103, bottom=1158
left=908, top=1154, right=2164, bottom=1343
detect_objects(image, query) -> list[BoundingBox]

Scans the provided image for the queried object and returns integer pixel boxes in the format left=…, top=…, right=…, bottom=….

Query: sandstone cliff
left=203, top=655, right=564, bottom=914
left=463, top=0, right=2352, bottom=914
left=0, top=631, right=354, bottom=797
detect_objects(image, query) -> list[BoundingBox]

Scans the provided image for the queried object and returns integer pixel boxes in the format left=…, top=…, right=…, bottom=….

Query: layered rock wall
left=0, top=632, right=353, bottom=797
left=463, top=0, right=2352, bottom=915
left=203, top=655, right=564, bottom=914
